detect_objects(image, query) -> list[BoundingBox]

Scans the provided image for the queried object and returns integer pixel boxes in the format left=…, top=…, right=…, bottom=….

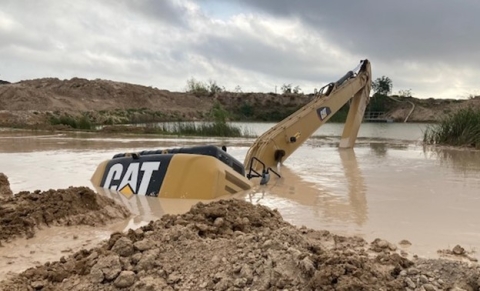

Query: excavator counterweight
left=90, top=60, right=372, bottom=199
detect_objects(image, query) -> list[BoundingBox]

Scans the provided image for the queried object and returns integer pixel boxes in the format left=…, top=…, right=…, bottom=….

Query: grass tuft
left=423, top=107, right=480, bottom=148
left=146, top=121, right=246, bottom=137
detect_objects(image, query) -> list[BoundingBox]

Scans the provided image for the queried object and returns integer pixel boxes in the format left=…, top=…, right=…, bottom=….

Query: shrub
left=186, top=78, right=224, bottom=97
left=423, top=107, right=480, bottom=148
left=49, top=114, right=93, bottom=130
left=49, top=115, right=77, bottom=128
left=239, top=103, right=254, bottom=118
left=186, top=78, right=209, bottom=96
left=77, top=115, right=92, bottom=129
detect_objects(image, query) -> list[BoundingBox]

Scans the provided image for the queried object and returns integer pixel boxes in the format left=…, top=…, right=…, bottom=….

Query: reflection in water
left=369, top=142, right=411, bottom=157
left=244, top=149, right=367, bottom=227
left=369, top=143, right=387, bottom=157
left=424, top=146, right=480, bottom=174
left=339, top=149, right=368, bottom=225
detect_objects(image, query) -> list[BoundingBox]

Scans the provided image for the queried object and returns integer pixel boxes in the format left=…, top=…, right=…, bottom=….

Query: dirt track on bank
left=1, top=173, right=480, bottom=290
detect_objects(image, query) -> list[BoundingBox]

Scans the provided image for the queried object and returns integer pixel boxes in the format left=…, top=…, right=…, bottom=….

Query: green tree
left=372, top=76, right=392, bottom=96
left=281, top=84, right=292, bottom=94
left=293, top=85, right=302, bottom=94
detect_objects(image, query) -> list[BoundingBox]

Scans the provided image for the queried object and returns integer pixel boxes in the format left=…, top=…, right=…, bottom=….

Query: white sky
left=0, top=0, right=479, bottom=99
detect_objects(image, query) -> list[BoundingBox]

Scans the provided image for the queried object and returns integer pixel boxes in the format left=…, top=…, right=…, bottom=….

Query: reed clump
left=152, top=121, right=246, bottom=137
left=423, top=107, right=480, bottom=148
left=145, top=102, right=249, bottom=137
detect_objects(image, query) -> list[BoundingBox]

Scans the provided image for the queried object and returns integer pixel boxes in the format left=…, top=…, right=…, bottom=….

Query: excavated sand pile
left=1, top=199, right=479, bottom=291
left=0, top=186, right=131, bottom=244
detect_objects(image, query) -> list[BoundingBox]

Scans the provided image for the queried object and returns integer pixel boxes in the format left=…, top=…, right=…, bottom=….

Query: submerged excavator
left=91, top=59, right=372, bottom=200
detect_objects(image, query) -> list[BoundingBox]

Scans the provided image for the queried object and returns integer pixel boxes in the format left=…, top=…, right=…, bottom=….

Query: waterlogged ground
left=1, top=123, right=480, bottom=262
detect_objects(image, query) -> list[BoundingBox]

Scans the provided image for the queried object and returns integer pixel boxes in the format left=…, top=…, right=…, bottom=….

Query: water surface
left=1, top=122, right=479, bottom=259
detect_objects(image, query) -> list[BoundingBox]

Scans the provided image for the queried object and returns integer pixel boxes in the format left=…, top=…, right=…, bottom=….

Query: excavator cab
left=91, top=59, right=372, bottom=200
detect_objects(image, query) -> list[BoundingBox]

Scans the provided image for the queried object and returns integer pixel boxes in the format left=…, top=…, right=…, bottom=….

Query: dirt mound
left=0, top=187, right=130, bottom=243
left=1, top=199, right=478, bottom=291
left=2, top=76, right=480, bottom=128
left=0, top=173, right=13, bottom=198
left=0, top=77, right=311, bottom=127
left=0, top=78, right=212, bottom=112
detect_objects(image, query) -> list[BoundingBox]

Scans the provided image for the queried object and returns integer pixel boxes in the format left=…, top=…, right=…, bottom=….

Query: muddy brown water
left=1, top=123, right=480, bottom=267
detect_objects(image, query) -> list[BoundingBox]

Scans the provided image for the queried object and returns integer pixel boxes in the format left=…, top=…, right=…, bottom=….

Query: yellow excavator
left=91, top=59, right=372, bottom=200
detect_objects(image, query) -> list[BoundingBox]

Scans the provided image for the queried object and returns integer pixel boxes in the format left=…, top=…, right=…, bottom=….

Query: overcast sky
left=1, top=0, right=478, bottom=99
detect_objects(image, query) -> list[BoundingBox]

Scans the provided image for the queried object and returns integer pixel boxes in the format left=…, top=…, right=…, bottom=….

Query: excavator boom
left=244, top=59, right=372, bottom=172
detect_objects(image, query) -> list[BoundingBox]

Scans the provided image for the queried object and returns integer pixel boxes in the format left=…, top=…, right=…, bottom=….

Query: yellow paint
left=244, top=59, right=372, bottom=172
left=91, top=160, right=108, bottom=187
left=159, top=154, right=252, bottom=199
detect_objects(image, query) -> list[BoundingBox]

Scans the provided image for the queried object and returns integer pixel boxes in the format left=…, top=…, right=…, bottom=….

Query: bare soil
left=0, top=174, right=130, bottom=244
left=1, top=198, right=479, bottom=291
left=0, top=173, right=13, bottom=199
left=3, top=77, right=478, bottom=128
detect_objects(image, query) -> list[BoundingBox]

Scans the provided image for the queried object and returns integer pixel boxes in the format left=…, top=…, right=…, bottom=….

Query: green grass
left=151, top=121, right=246, bottom=137
left=423, top=107, right=480, bottom=148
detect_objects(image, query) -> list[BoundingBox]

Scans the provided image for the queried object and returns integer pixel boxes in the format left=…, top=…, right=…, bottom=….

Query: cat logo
left=316, top=106, right=331, bottom=121
left=102, top=161, right=161, bottom=196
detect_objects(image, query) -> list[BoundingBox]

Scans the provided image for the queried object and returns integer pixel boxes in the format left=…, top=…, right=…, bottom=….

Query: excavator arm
left=244, top=59, right=372, bottom=173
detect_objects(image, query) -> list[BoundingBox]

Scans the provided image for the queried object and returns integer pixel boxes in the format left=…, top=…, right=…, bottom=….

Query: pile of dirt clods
left=0, top=182, right=130, bottom=244
left=1, top=199, right=479, bottom=291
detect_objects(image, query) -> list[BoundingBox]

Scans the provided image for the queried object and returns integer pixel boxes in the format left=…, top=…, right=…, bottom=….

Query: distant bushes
left=423, top=108, right=480, bottom=148
left=49, top=114, right=92, bottom=130
left=186, top=78, right=224, bottom=97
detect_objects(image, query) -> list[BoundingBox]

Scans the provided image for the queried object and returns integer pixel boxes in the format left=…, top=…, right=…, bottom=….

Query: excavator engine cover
left=91, top=145, right=252, bottom=200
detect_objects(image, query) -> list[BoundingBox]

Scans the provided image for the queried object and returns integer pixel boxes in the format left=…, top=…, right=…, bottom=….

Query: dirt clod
left=114, top=271, right=136, bottom=288
left=453, top=245, right=466, bottom=255
left=1, top=198, right=479, bottom=291
left=0, top=186, right=130, bottom=243
left=0, top=173, right=13, bottom=199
